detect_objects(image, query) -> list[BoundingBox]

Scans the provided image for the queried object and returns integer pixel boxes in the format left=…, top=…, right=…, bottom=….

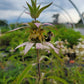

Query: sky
left=0, top=0, right=84, bottom=24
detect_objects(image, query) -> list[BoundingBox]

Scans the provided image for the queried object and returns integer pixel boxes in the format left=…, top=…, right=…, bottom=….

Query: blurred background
left=0, top=0, right=84, bottom=23
left=0, top=1, right=84, bottom=84
left=0, top=0, right=84, bottom=34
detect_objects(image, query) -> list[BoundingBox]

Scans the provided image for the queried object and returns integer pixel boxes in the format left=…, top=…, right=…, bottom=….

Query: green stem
left=37, top=49, right=41, bottom=83
left=51, top=58, right=53, bottom=84
left=34, top=18, right=36, bottom=22
left=22, top=55, right=24, bottom=62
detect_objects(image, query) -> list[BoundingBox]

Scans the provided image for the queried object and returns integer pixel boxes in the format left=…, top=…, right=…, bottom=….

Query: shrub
left=0, top=26, right=10, bottom=33
left=54, top=28, right=81, bottom=47
left=0, top=29, right=29, bottom=49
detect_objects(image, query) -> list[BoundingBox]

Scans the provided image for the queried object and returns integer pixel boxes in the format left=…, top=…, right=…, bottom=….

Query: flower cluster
left=54, top=38, right=84, bottom=62
left=15, top=42, right=59, bottom=55
left=14, top=22, right=59, bottom=55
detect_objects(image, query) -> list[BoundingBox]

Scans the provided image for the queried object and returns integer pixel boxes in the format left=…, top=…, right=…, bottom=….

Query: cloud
left=0, top=0, right=84, bottom=23
left=0, top=0, right=26, bottom=10
left=59, top=8, right=80, bottom=23
left=72, top=0, right=84, bottom=13
left=0, top=10, right=22, bottom=19
left=0, top=10, right=32, bottom=23
left=0, top=1, right=14, bottom=10
left=37, top=8, right=80, bottom=23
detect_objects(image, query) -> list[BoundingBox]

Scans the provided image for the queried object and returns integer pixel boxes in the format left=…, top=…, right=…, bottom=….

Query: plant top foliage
left=26, top=0, right=52, bottom=21
left=24, top=0, right=52, bottom=43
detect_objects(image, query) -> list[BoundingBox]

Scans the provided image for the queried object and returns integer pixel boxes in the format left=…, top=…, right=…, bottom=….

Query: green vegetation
left=0, top=24, right=84, bottom=84
left=55, top=28, right=81, bottom=47
left=0, top=0, right=84, bottom=84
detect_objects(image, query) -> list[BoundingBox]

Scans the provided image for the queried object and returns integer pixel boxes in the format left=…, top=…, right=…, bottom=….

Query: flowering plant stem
left=36, top=49, right=41, bottom=84
left=35, top=18, right=36, bottom=22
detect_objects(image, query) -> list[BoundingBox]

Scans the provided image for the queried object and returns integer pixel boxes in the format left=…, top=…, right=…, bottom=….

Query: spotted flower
left=55, top=41, right=64, bottom=48
left=15, top=42, right=59, bottom=55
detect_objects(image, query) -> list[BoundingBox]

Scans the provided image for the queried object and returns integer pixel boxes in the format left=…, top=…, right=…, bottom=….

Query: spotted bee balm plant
left=12, top=0, right=59, bottom=84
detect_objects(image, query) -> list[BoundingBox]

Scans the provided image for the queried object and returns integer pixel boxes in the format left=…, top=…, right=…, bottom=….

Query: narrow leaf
left=26, top=1, right=33, bottom=16
left=31, top=0, right=36, bottom=8
left=44, top=42, right=59, bottom=54
left=39, top=56, right=50, bottom=62
left=24, top=43, right=34, bottom=55
left=26, top=1, right=32, bottom=11
left=39, top=73, right=45, bottom=84
left=36, top=5, right=40, bottom=11
left=37, top=2, right=52, bottom=18
left=15, top=42, right=28, bottom=50
left=13, top=64, right=32, bottom=84
left=48, top=76, right=68, bottom=84
left=8, top=26, right=26, bottom=32
left=35, top=0, right=37, bottom=5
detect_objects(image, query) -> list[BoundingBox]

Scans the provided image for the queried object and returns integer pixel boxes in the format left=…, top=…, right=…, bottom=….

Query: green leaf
left=26, top=2, right=32, bottom=12
left=25, top=1, right=52, bottom=19
left=13, top=64, right=32, bottom=84
left=39, top=73, right=45, bottom=84
left=39, top=56, right=50, bottom=63
left=31, top=0, right=35, bottom=7
left=37, top=2, right=52, bottom=18
left=35, top=0, right=37, bottom=5
left=26, top=1, right=34, bottom=18
left=48, top=76, right=68, bottom=84
left=36, top=5, right=40, bottom=11
left=31, top=0, right=36, bottom=11
left=28, top=22, right=37, bottom=29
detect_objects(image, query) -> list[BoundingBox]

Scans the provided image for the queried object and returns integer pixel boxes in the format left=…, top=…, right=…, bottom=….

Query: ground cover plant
left=0, top=0, right=84, bottom=84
